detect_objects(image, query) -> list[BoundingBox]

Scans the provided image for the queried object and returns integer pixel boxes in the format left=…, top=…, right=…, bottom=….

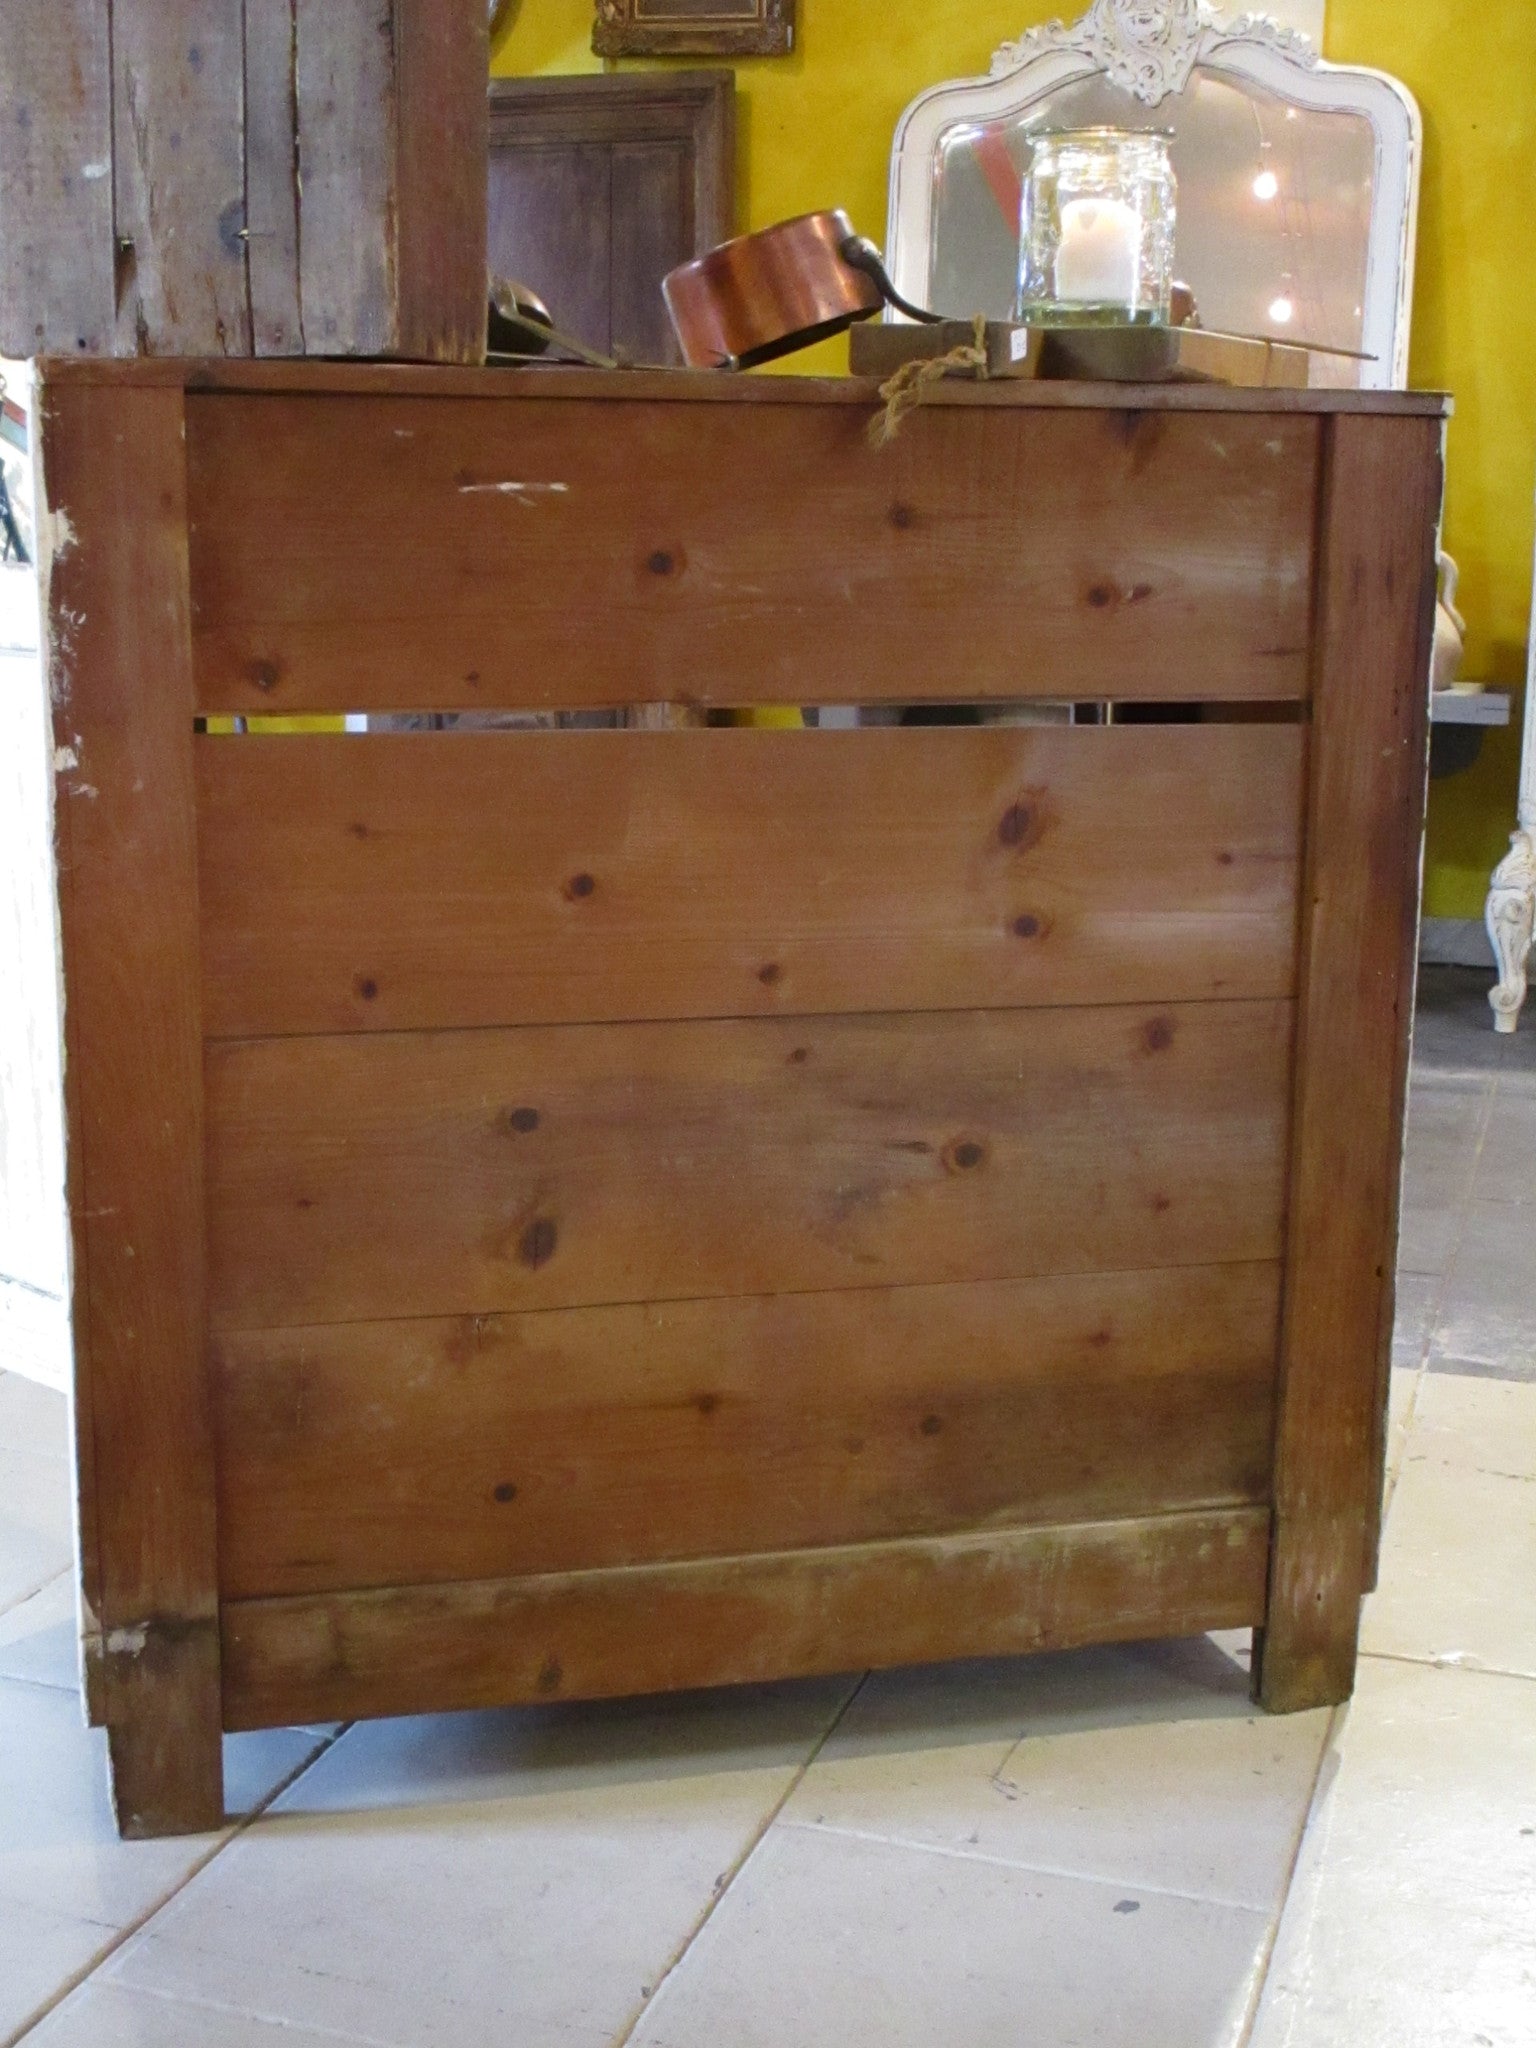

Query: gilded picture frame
left=593, top=0, right=794, bottom=60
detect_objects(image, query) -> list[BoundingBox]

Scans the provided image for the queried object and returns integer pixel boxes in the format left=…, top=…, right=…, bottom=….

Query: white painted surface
left=0, top=360, right=70, bottom=1391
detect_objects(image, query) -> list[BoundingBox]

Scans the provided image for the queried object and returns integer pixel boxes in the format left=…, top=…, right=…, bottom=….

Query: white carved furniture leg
left=1486, top=511, right=1536, bottom=1032
left=1487, top=813, right=1535, bottom=1032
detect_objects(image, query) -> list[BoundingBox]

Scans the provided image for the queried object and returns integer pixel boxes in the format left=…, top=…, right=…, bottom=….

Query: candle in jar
left=1053, top=196, right=1141, bottom=305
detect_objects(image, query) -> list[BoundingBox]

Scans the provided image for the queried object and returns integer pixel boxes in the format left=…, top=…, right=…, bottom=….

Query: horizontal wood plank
left=185, top=393, right=1320, bottom=711
left=205, top=1000, right=1292, bottom=1329
left=196, top=724, right=1305, bottom=1036
left=220, top=1505, right=1272, bottom=1728
left=214, top=1261, right=1281, bottom=1598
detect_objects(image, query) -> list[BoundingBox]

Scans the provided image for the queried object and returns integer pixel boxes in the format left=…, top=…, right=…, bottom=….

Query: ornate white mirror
left=885, top=0, right=1421, bottom=388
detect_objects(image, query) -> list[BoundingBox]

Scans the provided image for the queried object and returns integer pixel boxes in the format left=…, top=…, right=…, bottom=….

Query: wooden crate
left=0, top=1, right=487, bottom=362
left=39, top=359, right=1446, bottom=1835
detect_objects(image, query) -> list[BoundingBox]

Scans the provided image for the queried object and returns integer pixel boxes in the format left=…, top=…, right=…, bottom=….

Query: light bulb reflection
left=1253, top=170, right=1280, bottom=201
left=1268, top=296, right=1295, bottom=325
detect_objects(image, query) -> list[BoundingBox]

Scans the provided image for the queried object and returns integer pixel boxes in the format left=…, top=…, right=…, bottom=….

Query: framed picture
left=593, top=0, right=794, bottom=59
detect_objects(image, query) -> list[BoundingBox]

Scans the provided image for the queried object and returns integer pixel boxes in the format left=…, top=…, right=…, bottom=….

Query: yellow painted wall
left=1329, top=4, right=1535, bottom=915
left=493, top=3, right=1536, bottom=914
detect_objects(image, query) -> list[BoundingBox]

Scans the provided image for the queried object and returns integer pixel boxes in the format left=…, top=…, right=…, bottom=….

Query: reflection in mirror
left=929, top=71, right=1376, bottom=387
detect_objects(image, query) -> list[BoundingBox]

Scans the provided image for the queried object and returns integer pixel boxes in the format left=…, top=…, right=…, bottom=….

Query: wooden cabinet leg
left=103, top=1619, right=224, bottom=1839
left=1253, top=415, right=1443, bottom=1719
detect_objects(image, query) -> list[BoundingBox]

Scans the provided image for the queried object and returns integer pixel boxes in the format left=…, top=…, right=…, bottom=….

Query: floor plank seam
left=607, top=1671, right=871, bottom=2047
left=5, top=1723, right=350, bottom=2048
left=774, top=1816, right=1276, bottom=1915
left=43, top=1975, right=404, bottom=2048
left=0, top=1569, right=70, bottom=1625
left=1359, top=1647, right=1536, bottom=1684
left=1233, top=1701, right=1344, bottom=2048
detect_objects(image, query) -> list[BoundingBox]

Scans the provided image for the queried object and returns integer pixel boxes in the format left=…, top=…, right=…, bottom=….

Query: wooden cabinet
left=39, top=361, right=1446, bottom=1836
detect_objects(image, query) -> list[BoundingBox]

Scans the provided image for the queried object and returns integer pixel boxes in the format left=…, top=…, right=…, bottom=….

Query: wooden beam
left=43, top=377, right=224, bottom=1834
left=1255, top=412, right=1443, bottom=1711
left=222, top=1507, right=1272, bottom=1728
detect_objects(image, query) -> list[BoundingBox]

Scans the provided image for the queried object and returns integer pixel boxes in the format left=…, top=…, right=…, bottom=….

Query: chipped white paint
left=52, top=744, right=77, bottom=771
left=104, top=1624, right=149, bottom=1657
left=81, top=160, right=110, bottom=181
left=457, top=480, right=571, bottom=505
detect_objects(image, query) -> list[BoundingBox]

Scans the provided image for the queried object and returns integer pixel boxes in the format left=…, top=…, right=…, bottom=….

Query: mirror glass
left=928, top=68, right=1378, bottom=387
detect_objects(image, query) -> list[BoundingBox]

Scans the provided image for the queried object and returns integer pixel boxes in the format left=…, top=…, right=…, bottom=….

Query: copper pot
left=663, top=210, right=937, bottom=370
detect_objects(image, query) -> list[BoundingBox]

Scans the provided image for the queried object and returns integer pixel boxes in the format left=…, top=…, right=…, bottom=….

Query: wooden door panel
left=487, top=143, right=612, bottom=353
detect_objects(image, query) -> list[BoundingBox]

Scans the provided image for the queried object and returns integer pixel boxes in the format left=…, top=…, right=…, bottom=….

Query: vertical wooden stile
left=1255, top=412, right=1444, bottom=1712
left=44, top=378, right=223, bottom=1834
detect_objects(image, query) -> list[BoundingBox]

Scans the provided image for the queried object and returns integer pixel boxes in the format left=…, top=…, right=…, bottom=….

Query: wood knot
left=647, top=549, right=676, bottom=576
left=1011, top=912, right=1046, bottom=940
left=506, top=1107, right=540, bottom=1134
left=888, top=501, right=915, bottom=530
left=492, top=1482, right=518, bottom=1504
left=999, top=803, right=1033, bottom=847
left=1141, top=1015, right=1175, bottom=1053
left=1086, top=583, right=1116, bottom=610
left=757, top=962, right=783, bottom=988
left=788, top=1046, right=810, bottom=1065
left=565, top=872, right=596, bottom=900
left=919, top=1413, right=943, bottom=1436
left=518, top=1217, right=558, bottom=1268
left=536, top=1656, right=563, bottom=1694
left=694, top=1391, right=720, bottom=1417
left=944, top=1138, right=987, bottom=1174
left=347, top=821, right=369, bottom=840
left=355, top=975, right=378, bottom=1001
left=248, top=658, right=281, bottom=693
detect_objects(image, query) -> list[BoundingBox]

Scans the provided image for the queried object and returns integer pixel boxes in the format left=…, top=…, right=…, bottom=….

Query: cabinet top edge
left=34, top=358, right=1453, bottom=417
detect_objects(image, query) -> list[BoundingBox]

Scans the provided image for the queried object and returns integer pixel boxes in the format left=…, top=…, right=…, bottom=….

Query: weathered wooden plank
left=292, top=0, right=487, bottom=360
left=183, top=394, right=1320, bottom=712
left=293, top=0, right=395, bottom=354
left=221, top=1506, right=1272, bottom=1729
left=195, top=724, right=1305, bottom=1037
left=1255, top=414, right=1443, bottom=1713
left=392, top=0, right=489, bottom=365
left=43, top=378, right=222, bottom=1829
left=213, top=1262, right=1280, bottom=1599
left=112, top=0, right=251, bottom=355
left=205, top=999, right=1292, bottom=1330
left=0, top=0, right=115, bottom=357
left=241, top=0, right=305, bottom=356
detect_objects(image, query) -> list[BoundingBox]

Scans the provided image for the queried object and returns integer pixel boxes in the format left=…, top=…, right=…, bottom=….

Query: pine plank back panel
left=41, top=361, right=1446, bottom=1834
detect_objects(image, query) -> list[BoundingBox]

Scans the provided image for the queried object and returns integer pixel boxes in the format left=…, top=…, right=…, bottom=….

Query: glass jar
left=1017, top=129, right=1177, bottom=327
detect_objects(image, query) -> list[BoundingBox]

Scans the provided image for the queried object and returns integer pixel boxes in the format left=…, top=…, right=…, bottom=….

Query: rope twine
left=868, top=315, right=989, bottom=448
